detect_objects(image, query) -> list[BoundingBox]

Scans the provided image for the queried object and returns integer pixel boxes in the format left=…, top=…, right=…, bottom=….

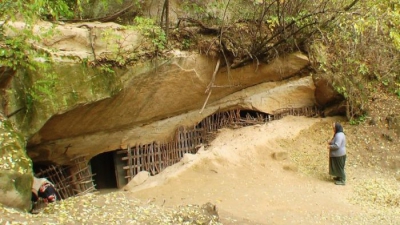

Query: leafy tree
left=176, top=0, right=361, bottom=68
left=309, top=0, right=400, bottom=120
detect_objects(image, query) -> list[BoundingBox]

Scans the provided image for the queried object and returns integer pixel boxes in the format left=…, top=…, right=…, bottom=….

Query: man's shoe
left=333, top=177, right=340, bottom=181
left=335, top=180, right=345, bottom=185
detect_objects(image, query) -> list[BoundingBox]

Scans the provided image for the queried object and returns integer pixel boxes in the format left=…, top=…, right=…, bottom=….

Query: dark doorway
left=90, top=151, right=117, bottom=189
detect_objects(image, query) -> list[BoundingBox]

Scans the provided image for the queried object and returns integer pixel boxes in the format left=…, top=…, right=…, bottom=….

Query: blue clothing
left=329, top=132, right=346, bottom=157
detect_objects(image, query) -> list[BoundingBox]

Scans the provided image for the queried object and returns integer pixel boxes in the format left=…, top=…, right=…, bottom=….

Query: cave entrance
left=90, top=151, right=126, bottom=189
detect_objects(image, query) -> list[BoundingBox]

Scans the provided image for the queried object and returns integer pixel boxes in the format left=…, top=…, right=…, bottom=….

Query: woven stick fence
left=70, top=156, right=96, bottom=196
left=272, top=106, right=319, bottom=120
left=35, top=156, right=96, bottom=199
left=122, top=106, right=320, bottom=181
left=35, top=165, right=74, bottom=200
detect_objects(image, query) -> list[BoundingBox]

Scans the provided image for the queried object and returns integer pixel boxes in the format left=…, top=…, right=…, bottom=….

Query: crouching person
left=30, top=176, right=58, bottom=214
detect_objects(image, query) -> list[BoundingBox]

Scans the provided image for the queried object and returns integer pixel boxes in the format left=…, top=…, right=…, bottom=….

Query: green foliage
left=0, top=36, right=31, bottom=71
left=99, top=64, right=115, bottom=74
left=1, top=2, right=60, bottom=67
left=395, top=89, right=400, bottom=98
left=28, top=72, right=57, bottom=104
left=349, top=114, right=367, bottom=125
left=0, top=0, right=73, bottom=20
left=309, top=0, right=400, bottom=119
left=36, top=0, right=73, bottom=19
left=182, top=38, right=191, bottom=50
left=12, top=68, right=59, bottom=123
left=101, top=27, right=128, bottom=65
left=1, top=1, right=133, bottom=132
left=181, top=1, right=208, bottom=20
left=99, top=25, right=145, bottom=66
left=0, top=1, right=62, bottom=122
left=134, top=17, right=166, bottom=51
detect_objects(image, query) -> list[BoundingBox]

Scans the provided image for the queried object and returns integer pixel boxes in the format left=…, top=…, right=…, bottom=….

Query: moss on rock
left=8, top=64, right=125, bottom=137
left=0, top=115, right=33, bottom=210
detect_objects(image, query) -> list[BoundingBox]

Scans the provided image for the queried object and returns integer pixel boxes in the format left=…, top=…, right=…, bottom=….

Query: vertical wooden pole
left=136, top=144, right=140, bottom=175
left=127, top=145, right=133, bottom=181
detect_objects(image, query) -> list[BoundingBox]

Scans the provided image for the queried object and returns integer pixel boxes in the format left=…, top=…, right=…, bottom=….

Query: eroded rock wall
left=27, top=52, right=313, bottom=165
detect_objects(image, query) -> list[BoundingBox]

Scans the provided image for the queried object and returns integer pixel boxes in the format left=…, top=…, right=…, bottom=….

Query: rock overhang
left=26, top=52, right=314, bottom=165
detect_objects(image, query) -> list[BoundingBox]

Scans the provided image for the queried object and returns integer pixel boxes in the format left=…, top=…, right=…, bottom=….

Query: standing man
left=327, top=122, right=347, bottom=185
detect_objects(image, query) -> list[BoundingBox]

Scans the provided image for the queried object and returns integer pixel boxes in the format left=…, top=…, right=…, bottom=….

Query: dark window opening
left=90, top=151, right=117, bottom=189
left=32, top=162, right=54, bottom=175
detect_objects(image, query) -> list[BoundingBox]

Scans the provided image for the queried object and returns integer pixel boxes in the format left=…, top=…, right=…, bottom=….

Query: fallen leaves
left=0, top=192, right=221, bottom=225
left=351, top=178, right=400, bottom=208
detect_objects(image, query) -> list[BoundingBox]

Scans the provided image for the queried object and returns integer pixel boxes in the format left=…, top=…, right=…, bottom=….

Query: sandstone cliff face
left=26, top=51, right=313, bottom=165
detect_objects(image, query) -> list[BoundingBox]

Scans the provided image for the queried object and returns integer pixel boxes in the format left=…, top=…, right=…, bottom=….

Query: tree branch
left=200, top=59, right=221, bottom=114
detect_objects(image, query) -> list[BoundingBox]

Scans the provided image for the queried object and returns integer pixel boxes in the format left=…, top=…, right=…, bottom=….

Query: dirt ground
left=2, top=113, right=399, bottom=225
left=125, top=116, right=400, bottom=225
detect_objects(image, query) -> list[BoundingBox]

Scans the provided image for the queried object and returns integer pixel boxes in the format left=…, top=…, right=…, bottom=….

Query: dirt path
left=128, top=158, right=358, bottom=225
left=125, top=116, right=400, bottom=224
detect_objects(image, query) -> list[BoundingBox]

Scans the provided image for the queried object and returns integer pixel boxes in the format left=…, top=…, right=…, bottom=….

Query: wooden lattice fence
left=35, top=165, right=74, bottom=200
left=272, top=106, right=319, bottom=120
left=70, top=156, right=96, bottom=196
left=35, top=156, right=96, bottom=199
